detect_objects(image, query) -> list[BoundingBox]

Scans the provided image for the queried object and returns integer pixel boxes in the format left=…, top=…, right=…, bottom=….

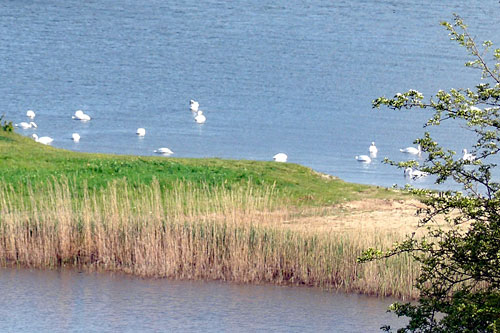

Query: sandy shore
left=259, top=199, right=426, bottom=236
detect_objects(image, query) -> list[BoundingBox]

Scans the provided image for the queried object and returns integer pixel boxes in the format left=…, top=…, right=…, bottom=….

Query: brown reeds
left=0, top=178, right=419, bottom=299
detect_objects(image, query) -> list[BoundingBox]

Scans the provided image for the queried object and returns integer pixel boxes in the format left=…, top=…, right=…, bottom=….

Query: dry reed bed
left=0, top=179, right=419, bottom=299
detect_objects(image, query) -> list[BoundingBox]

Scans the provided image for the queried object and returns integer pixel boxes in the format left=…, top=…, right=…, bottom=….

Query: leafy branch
left=363, top=15, right=500, bottom=332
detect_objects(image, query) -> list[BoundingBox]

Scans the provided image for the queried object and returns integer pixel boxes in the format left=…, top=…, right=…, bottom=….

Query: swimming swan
left=72, top=110, right=91, bottom=121
left=32, top=134, right=54, bottom=145
left=190, top=100, right=199, bottom=112
left=400, top=144, right=421, bottom=155
left=194, top=110, right=206, bottom=124
left=72, top=133, right=80, bottom=142
left=462, top=149, right=476, bottom=162
left=355, top=155, right=372, bottom=163
left=26, top=110, right=36, bottom=119
left=15, top=121, right=37, bottom=129
left=136, top=128, right=146, bottom=136
left=369, top=142, right=378, bottom=157
left=154, top=147, right=174, bottom=155
left=273, top=153, right=288, bottom=162
left=404, top=167, right=428, bottom=179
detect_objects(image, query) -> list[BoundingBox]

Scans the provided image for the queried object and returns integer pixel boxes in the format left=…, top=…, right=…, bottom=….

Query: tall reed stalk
left=0, top=178, right=419, bottom=299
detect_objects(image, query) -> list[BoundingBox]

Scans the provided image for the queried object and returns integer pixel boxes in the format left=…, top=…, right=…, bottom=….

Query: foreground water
left=0, top=267, right=406, bottom=332
left=2, top=1, right=500, bottom=188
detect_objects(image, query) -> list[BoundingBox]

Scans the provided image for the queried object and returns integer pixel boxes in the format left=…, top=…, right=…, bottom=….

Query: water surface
left=0, top=267, right=406, bottom=332
left=1, top=1, right=499, bottom=188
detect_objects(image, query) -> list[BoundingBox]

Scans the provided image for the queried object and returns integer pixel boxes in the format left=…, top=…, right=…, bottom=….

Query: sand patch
left=270, top=199, right=427, bottom=235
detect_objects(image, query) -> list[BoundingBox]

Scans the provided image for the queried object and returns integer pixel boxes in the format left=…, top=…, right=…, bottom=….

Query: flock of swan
left=15, top=108, right=179, bottom=156
left=198, top=101, right=475, bottom=175
left=14, top=110, right=54, bottom=145
left=14, top=106, right=475, bottom=173
left=16, top=110, right=87, bottom=145
left=132, top=100, right=205, bottom=155
left=15, top=102, right=287, bottom=161
left=355, top=142, right=476, bottom=180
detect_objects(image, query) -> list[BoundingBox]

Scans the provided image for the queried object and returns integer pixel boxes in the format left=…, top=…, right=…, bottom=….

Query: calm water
left=0, top=267, right=406, bottom=332
left=1, top=1, right=500, bottom=188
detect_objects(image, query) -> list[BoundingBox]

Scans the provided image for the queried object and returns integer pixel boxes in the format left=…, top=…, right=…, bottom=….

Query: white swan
left=190, top=100, right=199, bottom=112
left=26, top=110, right=36, bottom=119
left=72, top=133, right=80, bottom=142
left=32, top=134, right=54, bottom=145
left=369, top=142, right=378, bottom=157
left=194, top=110, right=206, bottom=124
left=72, top=110, right=91, bottom=121
left=462, top=149, right=476, bottom=162
left=15, top=122, right=30, bottom=129
left=154, top=147, right=174, bottom=155
left=355, top=155, right=372, bottom=163
left=400, top=144, right=421, bottom=155
left=404, top=167, right=428, bottom=179
left=273, top=153, right=288, bottom=162
left=136, top=128, right=146, bottom=136
left=15, top=121, right=37, bottom=129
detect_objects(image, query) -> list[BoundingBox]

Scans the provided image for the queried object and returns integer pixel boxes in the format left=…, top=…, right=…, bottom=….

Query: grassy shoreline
left=0, top=130, right=419, bottom=299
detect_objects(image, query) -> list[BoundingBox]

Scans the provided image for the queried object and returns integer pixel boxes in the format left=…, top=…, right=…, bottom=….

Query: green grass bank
left=0, top=130, right=397, bottom=205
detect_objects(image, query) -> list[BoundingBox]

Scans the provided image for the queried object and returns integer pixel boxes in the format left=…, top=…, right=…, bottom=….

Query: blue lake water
left=0, top=267, right=406, bottom=333
left=1, top=1, right=500, bottom=188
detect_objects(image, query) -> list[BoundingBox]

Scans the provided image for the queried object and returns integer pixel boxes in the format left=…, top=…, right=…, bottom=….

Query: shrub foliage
left=361, top=15, right=500, bottom=332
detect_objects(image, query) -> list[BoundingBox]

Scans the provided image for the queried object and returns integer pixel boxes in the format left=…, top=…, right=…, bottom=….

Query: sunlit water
left=0, top=267, right=406, bottom=332
left=1, top=1, right=500, bottom=189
